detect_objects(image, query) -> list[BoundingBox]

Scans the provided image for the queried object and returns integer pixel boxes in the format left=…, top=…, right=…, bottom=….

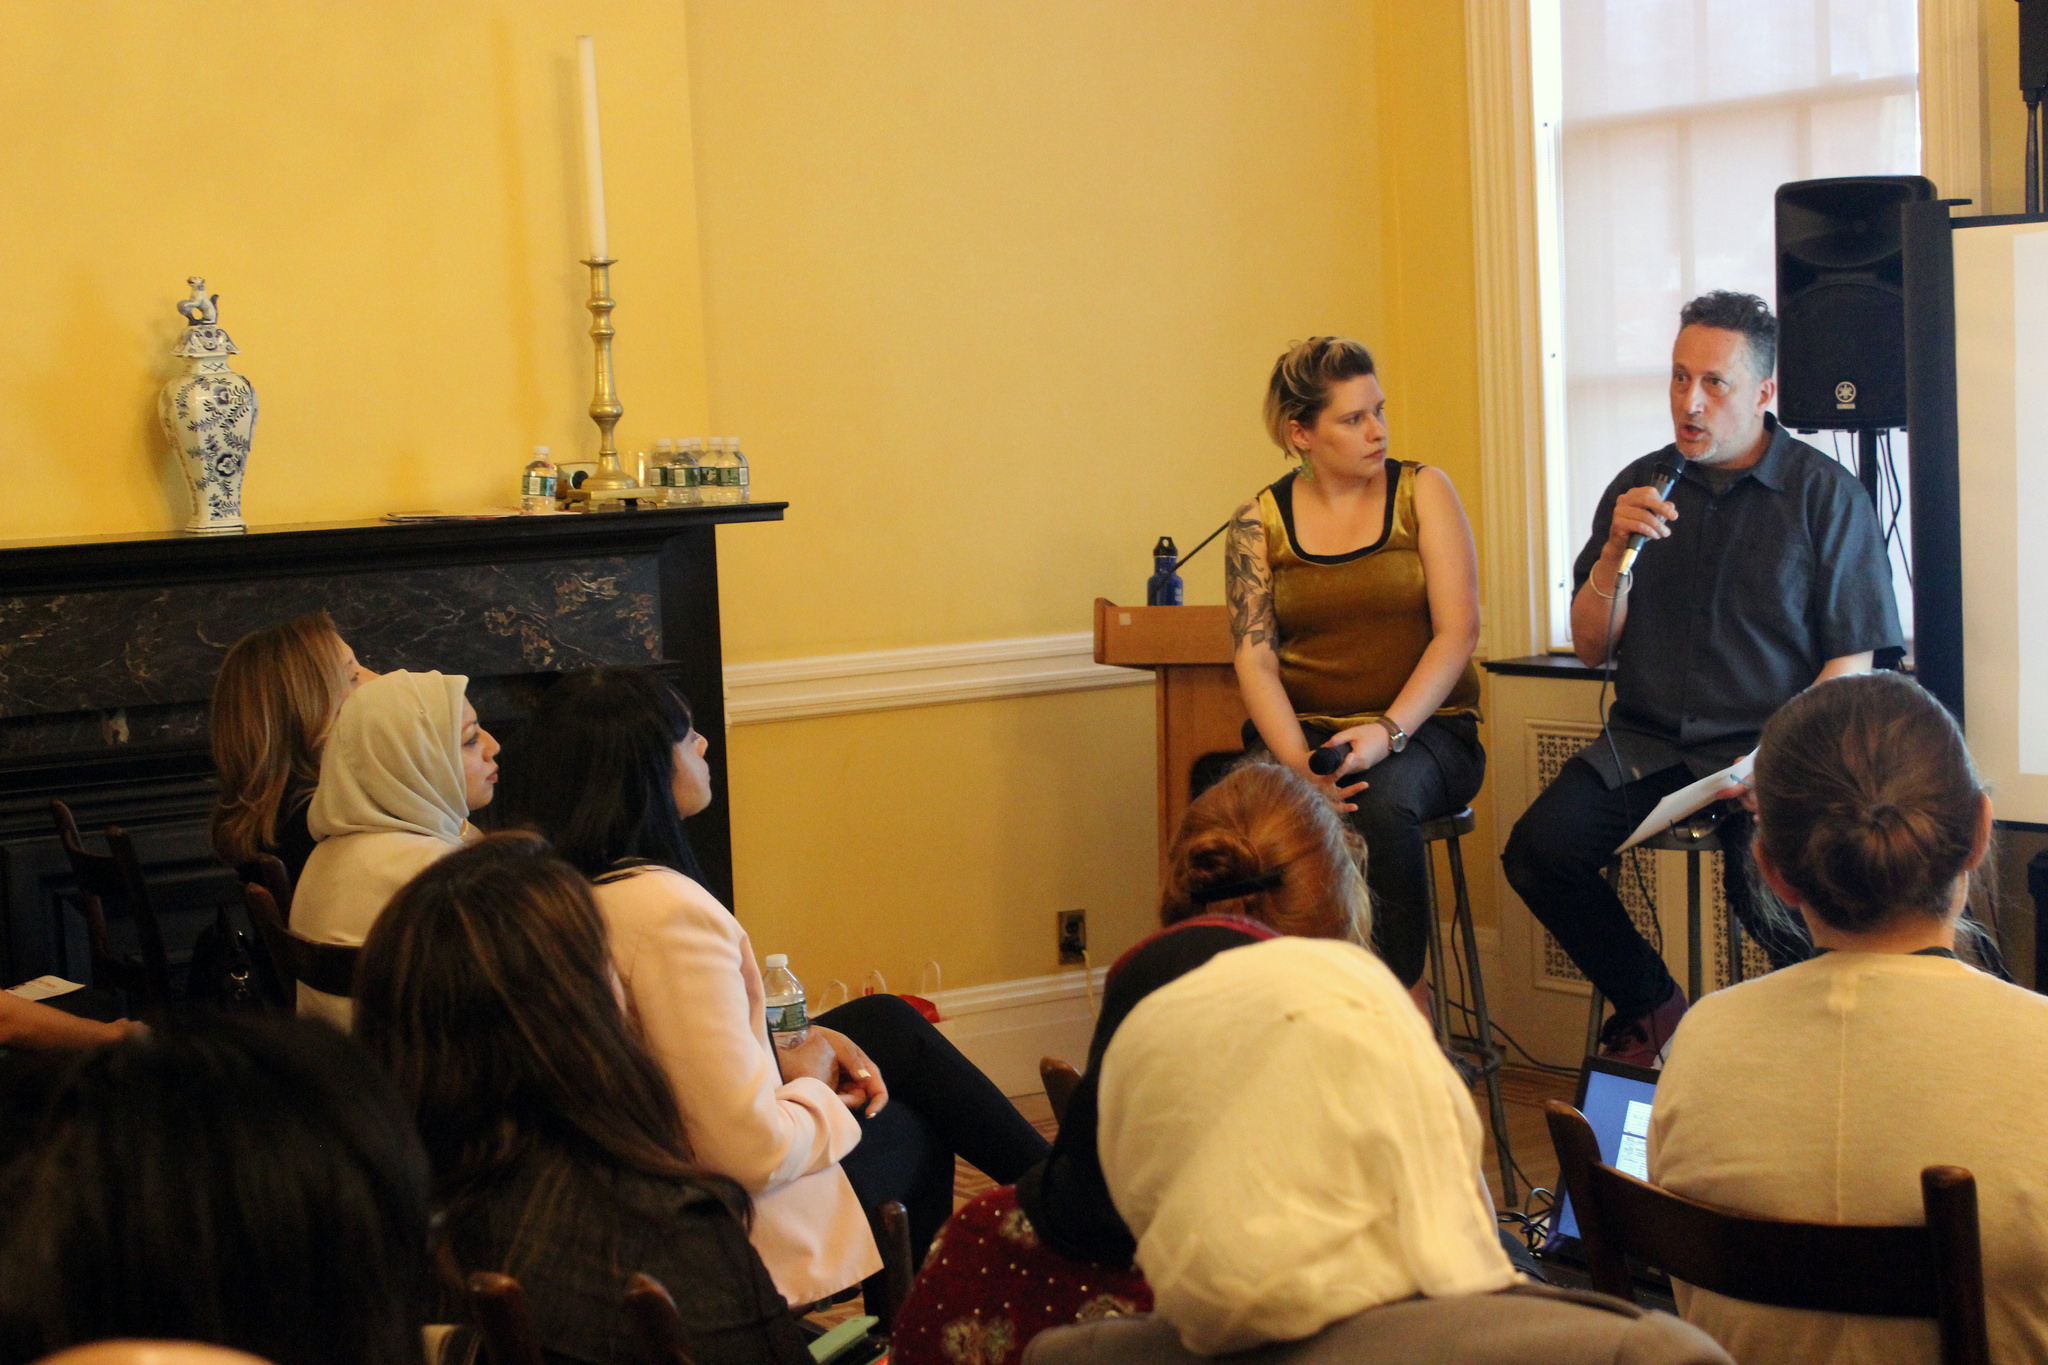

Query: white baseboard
left=930, top=965, right=1108, bottom=1097
left=724, top=633, right=1149, bottom=726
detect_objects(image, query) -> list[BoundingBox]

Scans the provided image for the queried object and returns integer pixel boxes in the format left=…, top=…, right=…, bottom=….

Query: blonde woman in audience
left=1649, top=670, right=2048, bottom=1365
left=290, top=670, right=497, bottom=1025
left=355, top=834, right=811, bottom=1365
left=209, top=611, right=376, bottom=882
left=891, top=761, right=1366, bottom=1365
left=1024, top=937, right=1730, bottom=1365
left=503, top=667, right=1047, bottom=1309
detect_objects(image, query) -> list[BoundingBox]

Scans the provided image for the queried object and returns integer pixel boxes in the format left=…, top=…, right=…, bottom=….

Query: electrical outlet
left=1056, top=909, right=1087, bottom=964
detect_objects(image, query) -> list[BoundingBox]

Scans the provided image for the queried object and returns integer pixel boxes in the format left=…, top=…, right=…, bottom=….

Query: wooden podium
left=1093, top=598, right=1248, bottom=869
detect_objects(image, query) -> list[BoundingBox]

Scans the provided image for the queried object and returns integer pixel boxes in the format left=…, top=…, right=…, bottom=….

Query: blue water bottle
left=1146, top=535, right=1184, bottom=606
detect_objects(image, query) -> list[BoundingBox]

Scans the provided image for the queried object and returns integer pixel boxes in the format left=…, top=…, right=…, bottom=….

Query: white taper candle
left=577, top=35, right=609, bottom=260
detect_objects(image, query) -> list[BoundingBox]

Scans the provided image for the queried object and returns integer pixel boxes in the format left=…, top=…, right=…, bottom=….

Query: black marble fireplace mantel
left=0, top=504, right=784, bottom=987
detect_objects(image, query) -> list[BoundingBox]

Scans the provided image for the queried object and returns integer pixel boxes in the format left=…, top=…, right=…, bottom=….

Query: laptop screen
left=1548, top=1057, right=1661, bottom=1245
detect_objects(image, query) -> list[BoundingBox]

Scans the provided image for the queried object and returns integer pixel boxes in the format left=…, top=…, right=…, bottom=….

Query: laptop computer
left=1538, top=1054, right=1669, bottom=1288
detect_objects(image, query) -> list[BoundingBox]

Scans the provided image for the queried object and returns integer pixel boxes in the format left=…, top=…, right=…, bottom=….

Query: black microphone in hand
left=1615, top=460, right=1684, bottom=577
left=1308, top=742, right=1368, bottom=788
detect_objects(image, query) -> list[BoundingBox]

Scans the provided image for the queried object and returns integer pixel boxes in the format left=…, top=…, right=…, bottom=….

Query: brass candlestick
left=581, top=256, right=635, bottom=491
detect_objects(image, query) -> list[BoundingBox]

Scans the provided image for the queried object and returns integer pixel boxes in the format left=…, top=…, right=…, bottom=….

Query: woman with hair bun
left=1650, top=671, right=2048, bottom=1365
left=887, top=761, right=1367, bottom=1365
left=1226, top=337, right=1483, bottom=1009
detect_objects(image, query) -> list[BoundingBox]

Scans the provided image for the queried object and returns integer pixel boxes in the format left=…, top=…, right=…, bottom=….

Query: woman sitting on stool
left=1226, top=337, right=1483, bottom=1012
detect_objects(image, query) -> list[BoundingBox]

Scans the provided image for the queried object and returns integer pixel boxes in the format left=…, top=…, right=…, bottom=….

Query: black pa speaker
left=1774, top=175, right=1935, bottom=431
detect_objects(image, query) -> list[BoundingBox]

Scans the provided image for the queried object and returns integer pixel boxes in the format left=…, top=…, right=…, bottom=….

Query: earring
left=1295, top=451, right=1313, bottom=482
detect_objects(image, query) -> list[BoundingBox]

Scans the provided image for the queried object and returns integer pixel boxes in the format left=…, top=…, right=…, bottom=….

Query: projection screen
left=1954, top=218, right=2048, bottom=824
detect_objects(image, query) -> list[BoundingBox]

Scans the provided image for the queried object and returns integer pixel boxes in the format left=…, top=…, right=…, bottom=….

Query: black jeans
left=820, top=994, right=1049, bottom=1269
left=1500, top=755, right=1810, bottom=1018
left=1283, top=714, right=1487, bottom=987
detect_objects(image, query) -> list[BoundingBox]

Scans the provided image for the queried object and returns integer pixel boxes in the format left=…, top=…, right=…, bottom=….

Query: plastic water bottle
left=701, top=437, right=740, bottom=505
left=650, top=437, right=675, bottom=497
left=1146, top=535, right=1184, bottom=605
left=727, top=436, right=751, bottom=503
left=520, top=446, right=557, bottom=513
left=762, top=953, right=809, bottom=1050
left=672, top=437, right=704, bottom=506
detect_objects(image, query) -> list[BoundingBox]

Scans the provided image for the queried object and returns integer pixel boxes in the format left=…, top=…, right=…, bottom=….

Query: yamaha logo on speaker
left=1835, top=381, right=1858, bottom=409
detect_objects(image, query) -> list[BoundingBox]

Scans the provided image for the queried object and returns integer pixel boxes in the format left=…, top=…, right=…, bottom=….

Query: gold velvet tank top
left=1257, top=461, right=1481, bottom=730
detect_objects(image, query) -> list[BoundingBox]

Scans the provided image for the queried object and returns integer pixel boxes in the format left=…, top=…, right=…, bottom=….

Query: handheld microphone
left=1308, top=742, right=1369, bottom=788
left=1614, top=461, right=1684, bottom=578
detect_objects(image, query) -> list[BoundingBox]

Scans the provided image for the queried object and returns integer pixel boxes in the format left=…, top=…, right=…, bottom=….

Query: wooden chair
left=1039, top=1056, right=1082, bottom=1126
left=466, top=1271, right=546, bottom=1365
left=240, top=881, right=358, bottom=1000
left=869, top=1199, right=914, bottom=1334
left=244, top=851, right=295, bottom=919
left=625, top=1272, right=698, bottom=1365
left=49, top=798, right=173, bottom=1008
left=1543, top=1100, right=1990, bottom=1365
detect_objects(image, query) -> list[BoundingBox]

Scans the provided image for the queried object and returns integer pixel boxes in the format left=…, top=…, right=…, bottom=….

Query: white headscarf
left=293, top=670, right=473, bottom=1027
left=309, top=670, right=470, bottom=842
left=1097, top=936, right=1516, bottom=1355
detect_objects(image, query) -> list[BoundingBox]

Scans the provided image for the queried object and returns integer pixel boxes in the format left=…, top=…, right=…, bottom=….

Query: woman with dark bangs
left=501, top=669, right=1048, bottom=1310
left=353, top=833, right=810, bottom=1365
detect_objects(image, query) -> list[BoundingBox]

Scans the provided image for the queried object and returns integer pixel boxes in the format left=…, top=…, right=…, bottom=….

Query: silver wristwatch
left=1375, top=715, right=1409, bottom=753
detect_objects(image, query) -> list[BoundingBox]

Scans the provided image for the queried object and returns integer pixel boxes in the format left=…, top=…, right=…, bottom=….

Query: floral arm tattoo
left=1225, top=503, right=1278, bottom=652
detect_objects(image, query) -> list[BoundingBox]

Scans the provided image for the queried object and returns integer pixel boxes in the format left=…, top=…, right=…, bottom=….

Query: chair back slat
left=242, top=881, right=358, bottom=999
left=1039, top=1056, right=1081, bottom=1126
left=1544, top=1100, right=1990, bottom=1365
left=872, top=1199, right=914, bottom=1334
left=467, top=1271, right=547, bottom=1365
left=247, top=852, right=294, bottom=918
left=624, top=1272, right=698, bottom=1365
left=49, top=799, right=173, bottom=1005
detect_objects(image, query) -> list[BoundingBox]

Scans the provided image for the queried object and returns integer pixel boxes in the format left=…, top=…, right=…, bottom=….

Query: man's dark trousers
left=1501, top=754, right=1809, bottom=1017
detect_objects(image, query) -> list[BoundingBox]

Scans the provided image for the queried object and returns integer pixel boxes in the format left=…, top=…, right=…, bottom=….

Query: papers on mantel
left=1617, top=752, right=1756, bottom=854
left=381, top=509, right=521, bottom=522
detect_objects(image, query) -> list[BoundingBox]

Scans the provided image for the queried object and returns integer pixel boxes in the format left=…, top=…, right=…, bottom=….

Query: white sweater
left=591, top=866, right=878, bottom=1306
left=1649, top=951, right=2048, bottom=1365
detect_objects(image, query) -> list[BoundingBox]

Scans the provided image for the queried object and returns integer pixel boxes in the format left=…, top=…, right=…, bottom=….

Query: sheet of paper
left=6, top=975, right=85, bottom=1001
left=1617, top=752, right=1755, bottom=853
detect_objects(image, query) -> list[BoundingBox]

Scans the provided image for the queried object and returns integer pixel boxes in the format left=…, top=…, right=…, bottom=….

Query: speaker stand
left=1857, top=429, right=1882, bottom=508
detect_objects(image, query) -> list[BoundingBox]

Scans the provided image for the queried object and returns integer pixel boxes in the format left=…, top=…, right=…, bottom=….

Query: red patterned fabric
left=890, top=1186, right=1151, bottom=1365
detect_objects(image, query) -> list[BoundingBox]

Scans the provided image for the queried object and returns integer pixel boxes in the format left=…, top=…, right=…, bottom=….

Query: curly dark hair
left=1678, top=290, right=1777, bottom=379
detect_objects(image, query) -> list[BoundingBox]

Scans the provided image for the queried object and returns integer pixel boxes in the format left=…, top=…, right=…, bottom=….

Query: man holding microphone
left=1502, top=291, right=1901, bottom=1067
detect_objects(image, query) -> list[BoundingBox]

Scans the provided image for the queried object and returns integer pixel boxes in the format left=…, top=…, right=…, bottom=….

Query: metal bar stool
left=1583, top=815, right=1742, bottom=1056
left=1420, top=807, right=1517, bottom=1205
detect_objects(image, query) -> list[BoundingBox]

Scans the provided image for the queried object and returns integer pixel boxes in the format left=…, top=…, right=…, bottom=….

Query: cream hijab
left=1097, top=936, right=1516, bottom=1355
left=294, top=671, right=473, bottom=1025
left=308, top=670, right=471, bottom=843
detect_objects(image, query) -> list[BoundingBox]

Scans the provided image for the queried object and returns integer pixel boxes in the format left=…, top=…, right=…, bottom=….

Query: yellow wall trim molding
left=930, top=964, right=1110, bottom=1096
left=725, top=634, right=1148, bottom=726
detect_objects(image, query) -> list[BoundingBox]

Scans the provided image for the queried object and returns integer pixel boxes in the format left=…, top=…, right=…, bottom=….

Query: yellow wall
left=688, top=0, right=1495, bottom=984
left=4, top=1, right=1492, bottom=992
left=0, top=1, right=711, bottom=529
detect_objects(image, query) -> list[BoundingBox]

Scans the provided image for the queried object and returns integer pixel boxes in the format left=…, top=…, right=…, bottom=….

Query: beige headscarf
left=1097, top=936, right=1516, bottom=1355
left=294, top=670, right=473, bottom=1026
left=308, top=669, right=471, bottom=843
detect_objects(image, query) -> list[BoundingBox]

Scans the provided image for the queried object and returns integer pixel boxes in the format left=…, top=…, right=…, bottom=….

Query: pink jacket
left=593, top=866, right=881, bottom=1305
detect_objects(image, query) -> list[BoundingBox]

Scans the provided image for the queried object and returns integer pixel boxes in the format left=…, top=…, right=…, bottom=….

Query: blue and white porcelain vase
left=158, top=277, right=256, bottom=534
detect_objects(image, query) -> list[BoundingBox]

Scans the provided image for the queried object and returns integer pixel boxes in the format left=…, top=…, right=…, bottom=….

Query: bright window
left=1532, top=0, right=1921, bottom=648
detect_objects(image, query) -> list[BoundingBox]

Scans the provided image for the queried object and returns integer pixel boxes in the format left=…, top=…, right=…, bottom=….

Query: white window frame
left=1463, top=0, right=1983, bottom=659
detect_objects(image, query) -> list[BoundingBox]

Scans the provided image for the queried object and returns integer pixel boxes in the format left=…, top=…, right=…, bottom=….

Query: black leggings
left=819, top=994, right=1049, bottom=1269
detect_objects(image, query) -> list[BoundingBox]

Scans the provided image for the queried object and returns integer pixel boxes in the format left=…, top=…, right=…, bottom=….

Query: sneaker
left=1596, top=986, right=1689, bottom=1069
